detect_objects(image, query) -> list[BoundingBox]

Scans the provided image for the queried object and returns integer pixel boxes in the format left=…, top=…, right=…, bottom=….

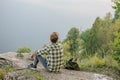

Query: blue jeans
left=33, top=55, right=50, bottom=72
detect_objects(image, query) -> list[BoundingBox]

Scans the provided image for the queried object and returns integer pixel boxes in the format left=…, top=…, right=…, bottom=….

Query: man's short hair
left=50, top=32, right=59, bottom=43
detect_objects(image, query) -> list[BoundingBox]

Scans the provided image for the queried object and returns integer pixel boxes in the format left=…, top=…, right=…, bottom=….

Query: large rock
left=0, top=57, right=14, bottom=68
left=0, top=52, right=115, bottom=80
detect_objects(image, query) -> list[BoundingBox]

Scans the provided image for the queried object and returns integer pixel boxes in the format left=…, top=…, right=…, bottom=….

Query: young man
left=28, top=32, right=64, bottom=72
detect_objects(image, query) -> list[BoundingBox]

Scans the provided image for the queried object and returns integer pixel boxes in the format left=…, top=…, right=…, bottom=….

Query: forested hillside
left=62, top=0, right=120, bottom=79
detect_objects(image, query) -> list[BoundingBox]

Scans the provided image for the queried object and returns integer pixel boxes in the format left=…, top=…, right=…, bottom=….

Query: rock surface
left=0, top=52, right=114, bottom=80
left=0, top=57, right=14, bottom=68
left=4, top=70, right=35, bottom=80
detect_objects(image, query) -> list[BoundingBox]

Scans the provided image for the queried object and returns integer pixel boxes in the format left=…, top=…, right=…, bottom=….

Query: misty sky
left=0, top=0, right=114, bottom=53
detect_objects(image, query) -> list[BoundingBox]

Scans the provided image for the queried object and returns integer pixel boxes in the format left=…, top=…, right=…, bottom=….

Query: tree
left=111, top=19, right=120, bottom=63
left=80, top=17, right=101, bottom=55
left=89, top=17, right=102, bottom=54
left=62, top=41, right=71, bottom=60
left=113, top=31, right=120, bottom=63
left=97, top=13, right=112, bottom=54
left=80, top=14, right=112, bottom=57
left=80, top=29, right=91, bottom=56
left=65, top=27, right=80, bottom=58
left=112, top=0, right=120, bottom=20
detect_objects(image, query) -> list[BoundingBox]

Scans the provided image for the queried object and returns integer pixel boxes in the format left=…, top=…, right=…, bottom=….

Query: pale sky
left=16, top=0, right=114, bottom=17
left=0, top=0, right=114, bottom=53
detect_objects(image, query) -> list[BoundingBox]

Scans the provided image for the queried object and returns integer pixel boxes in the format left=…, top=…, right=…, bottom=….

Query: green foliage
left=79, top=55, right=119, bottom=71
left=89, top=17, right=101, bottom=54
left=24, top=71, right=45, bottom=80
left=62, top=1, right=120, bottom=79
left=4, top=66, right=14, bottom=72
left=79, top=55, right=105, bottom=70
left=80, top=13, right=112, bottom=57
left=16, top=47, right=31, bottom=53
left=0, top=68, right=45, bottom=80
left=62, top=42, right=71, bottom=61
left=96, top=13, right=112, bottom=54
left=65, top=27, right=80, bottom=57
left=109, top=19, right=120, bottom=63
left=0, top=66, right=13, bottom=79
left=61, top=1, right=120, bottom=79
left=78, top=54, right=120, bottom=80
left=105, top=55, right=119, bottom=69
left=112, top=32, right=120, bottom=63
left=80, top=30, right=91, bottom=56
left=16, top=47, right=31, bottom=57
left=112, top=0, right=120, bottom=20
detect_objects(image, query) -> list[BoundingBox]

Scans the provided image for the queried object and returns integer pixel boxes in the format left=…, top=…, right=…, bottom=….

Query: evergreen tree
left=66, top=27, right=80, bottom=57
left=112, top=0, right=120, bottom=20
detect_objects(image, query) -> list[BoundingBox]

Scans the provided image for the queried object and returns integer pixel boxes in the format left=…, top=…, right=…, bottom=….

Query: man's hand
left=28, top=54, right=35, bottom=61
left=31, top=54, right=35, bottom=59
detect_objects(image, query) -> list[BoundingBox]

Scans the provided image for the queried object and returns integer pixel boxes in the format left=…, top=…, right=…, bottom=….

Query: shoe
left=27, top=63, right=37, bottom=70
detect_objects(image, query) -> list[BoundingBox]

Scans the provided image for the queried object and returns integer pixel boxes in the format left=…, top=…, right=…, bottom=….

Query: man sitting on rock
left=28, top=32, right=64, bottom=72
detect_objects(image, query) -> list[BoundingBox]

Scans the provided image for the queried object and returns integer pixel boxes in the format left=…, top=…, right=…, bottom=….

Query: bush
left=105, top=55, right=119, bottom=69
left=112, top=52, right=120, bottom=63
left=62, top=42, right=71, bottom=61
left=79, top=55, right=120, bottom=70
left=79, top=55, right=105, bottom=69
left=16, top=47, right=31, bottom=57
left=16, top=47, right=31, bottom=53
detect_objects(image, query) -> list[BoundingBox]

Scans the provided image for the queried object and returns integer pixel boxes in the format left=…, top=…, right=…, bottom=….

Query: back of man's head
left=50, top=32, right=59, bottom=43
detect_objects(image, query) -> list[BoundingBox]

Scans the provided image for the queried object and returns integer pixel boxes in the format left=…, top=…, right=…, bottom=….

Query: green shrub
left=79, top=55, right=105, bottom=69
left=16, top=47, right=31, bottom=53
left=112, top=52, right=120, bottom=63
left=16, top=47, right=31, bottom=57
left=112, top=32, right=120, bottom=63
left=105, top=55, right=119, bottom=69
left=79, top=55, right=120, bottom=72
left=62, top=42, right=71, bottom=60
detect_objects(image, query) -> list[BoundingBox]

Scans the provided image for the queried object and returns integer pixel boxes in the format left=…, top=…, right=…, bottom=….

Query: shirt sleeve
left=35, top=46, right=50, bottom=55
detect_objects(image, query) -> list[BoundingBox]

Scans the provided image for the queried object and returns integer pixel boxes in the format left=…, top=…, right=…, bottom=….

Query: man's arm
left=29, top=45, right=50, bottom=60
left=35, top=46, right=50, bottom=55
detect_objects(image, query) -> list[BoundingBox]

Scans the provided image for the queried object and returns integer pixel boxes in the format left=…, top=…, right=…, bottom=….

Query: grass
left=0, top=66, right=14, bottom=80
left=78, top=55, right=120, bottom=80
left=0, top=65, right=45, bottom=80
left=0, top=68, right=45, bottom=80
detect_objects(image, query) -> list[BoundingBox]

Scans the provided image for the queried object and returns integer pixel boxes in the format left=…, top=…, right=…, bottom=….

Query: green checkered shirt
left=36, top=43, right=63, bottom=72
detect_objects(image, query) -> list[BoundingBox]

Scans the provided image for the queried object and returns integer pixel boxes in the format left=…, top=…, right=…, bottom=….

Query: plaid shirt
left=35, top=43, right=63, bottom=72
